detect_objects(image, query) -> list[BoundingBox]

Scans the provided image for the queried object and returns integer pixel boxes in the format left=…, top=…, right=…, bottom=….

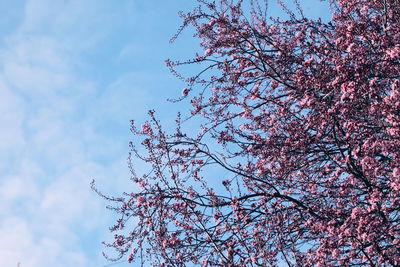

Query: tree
left=94, top=0, right=400, bottom=265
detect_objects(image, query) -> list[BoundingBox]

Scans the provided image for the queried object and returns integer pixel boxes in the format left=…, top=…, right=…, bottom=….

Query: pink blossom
left=140, top=122, right=152, bottom=135
left=394, top=168, right=400, bottom=178
left=387, top=46, right=400, bottom=58
left=127, top=253, right=133, bottom=263
left=182, top=88, right=189, bottom=96
left=351, top=207, right=361, bottom=219
left=204, top=48, right=212, bottom=56
left=136, top=196, right=145, bottom=206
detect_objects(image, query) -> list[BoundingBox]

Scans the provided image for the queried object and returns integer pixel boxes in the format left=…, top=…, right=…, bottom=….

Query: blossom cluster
left=97, top=0, right=400, bottom=266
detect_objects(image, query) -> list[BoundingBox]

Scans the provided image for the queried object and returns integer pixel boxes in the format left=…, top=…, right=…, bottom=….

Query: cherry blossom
left=95, top=0, right=400, bottom=266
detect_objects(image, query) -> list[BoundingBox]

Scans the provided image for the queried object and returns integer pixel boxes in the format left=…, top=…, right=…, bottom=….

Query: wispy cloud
left=0, top=0, right=142, bottom=266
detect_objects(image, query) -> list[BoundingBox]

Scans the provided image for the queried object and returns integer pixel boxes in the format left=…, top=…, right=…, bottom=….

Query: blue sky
left=0, top=1, right=330, bottom=266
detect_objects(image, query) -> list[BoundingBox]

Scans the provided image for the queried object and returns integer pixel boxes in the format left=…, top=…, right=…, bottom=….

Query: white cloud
left=0, top=80, right=25, bottom=161
left=0, top=0, right=140, bottom=266
left=0, top=160, right=41, bottom=204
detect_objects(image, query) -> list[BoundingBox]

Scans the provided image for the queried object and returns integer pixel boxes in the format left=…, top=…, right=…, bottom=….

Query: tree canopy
left=95, top=0, right=400, bottom=265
